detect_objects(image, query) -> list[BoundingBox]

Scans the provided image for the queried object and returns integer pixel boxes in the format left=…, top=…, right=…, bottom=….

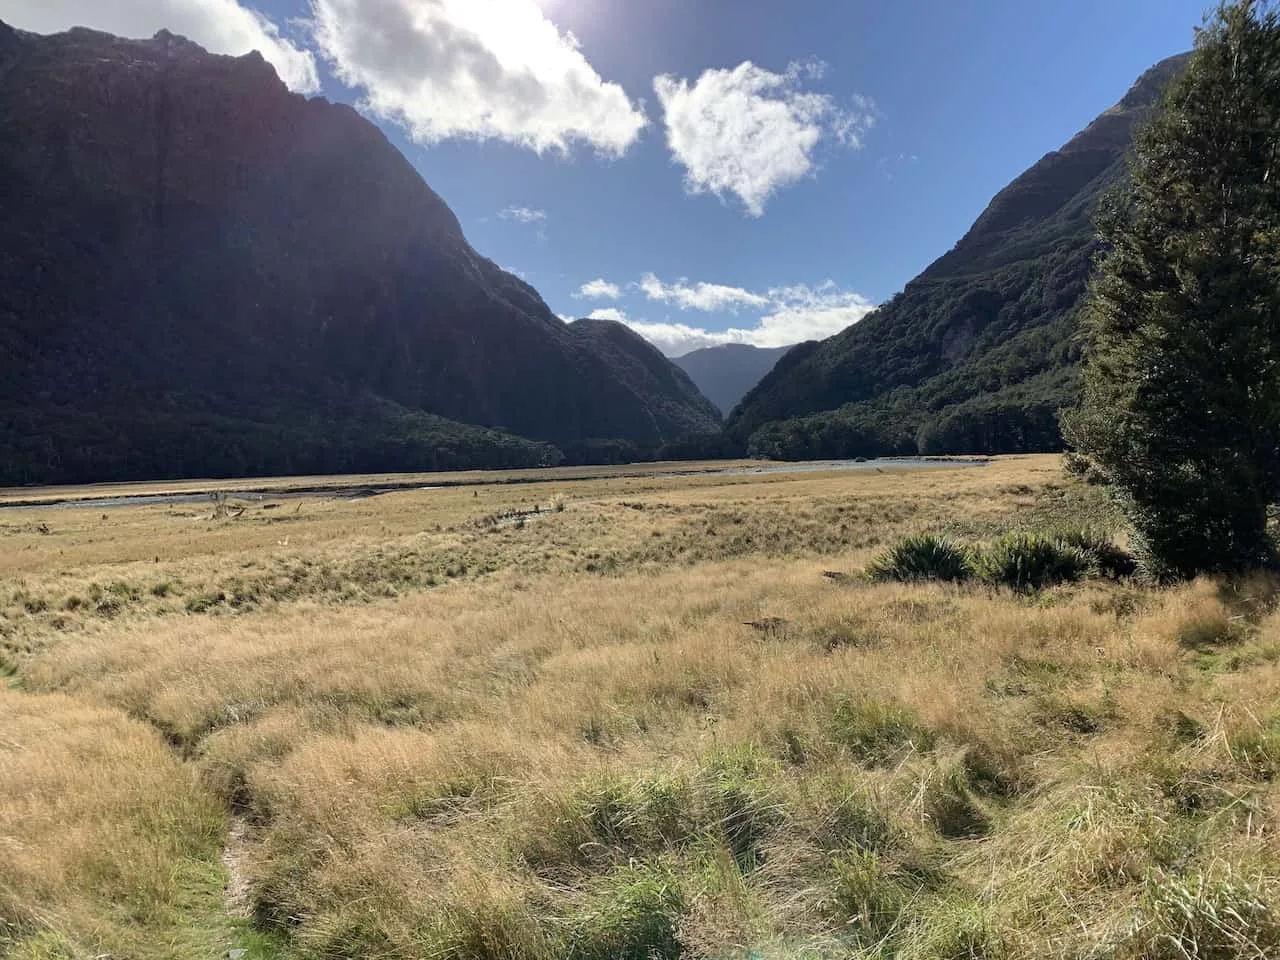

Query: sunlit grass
left=1, top=455, right=1277, bottom=958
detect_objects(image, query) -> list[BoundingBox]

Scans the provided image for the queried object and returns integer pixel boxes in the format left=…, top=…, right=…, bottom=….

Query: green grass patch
left=867, top=534, right=973, bottom=584
left=568, top=862, right=687, bottom=960
left=827, top=696, right=936, bottom=767
left=975, top=532, right=1090, bottom=592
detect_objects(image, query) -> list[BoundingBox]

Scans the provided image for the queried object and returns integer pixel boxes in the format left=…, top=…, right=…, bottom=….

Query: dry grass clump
left=0, top=690, right=226, bottom=959
left=1, top=456, right=1278, bottom=958
left=1120, top=868, right=1280, bottom=959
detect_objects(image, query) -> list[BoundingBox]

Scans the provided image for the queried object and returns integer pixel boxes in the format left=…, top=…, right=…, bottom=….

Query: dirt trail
left=221, top=815, right=253, bottom=921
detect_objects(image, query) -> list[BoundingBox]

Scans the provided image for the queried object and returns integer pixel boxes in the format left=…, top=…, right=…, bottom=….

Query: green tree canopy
left=1064, top=0, right=1280, bottom=578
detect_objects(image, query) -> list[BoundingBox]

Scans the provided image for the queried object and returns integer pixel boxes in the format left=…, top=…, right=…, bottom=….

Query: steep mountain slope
left=0, top=23, right=714, bottom=484
left=566, top=319, right=721, bottom=435
left=674, top=344, right=793, bottom=415
left=727, top=54, right=1190, bottom=458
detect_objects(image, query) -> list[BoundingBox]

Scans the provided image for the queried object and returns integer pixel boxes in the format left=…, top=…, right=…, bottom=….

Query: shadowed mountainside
left=0, top=22, right=719, bottom=483
left=674, top=343, right=793, bottom=415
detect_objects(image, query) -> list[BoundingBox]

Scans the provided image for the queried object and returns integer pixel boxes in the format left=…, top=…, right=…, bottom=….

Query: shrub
left=975, top=533, right=1089, bottom=592
left=1054, top=527, right=1138, bottom=580
left=867, top=534, right=973, bottom=583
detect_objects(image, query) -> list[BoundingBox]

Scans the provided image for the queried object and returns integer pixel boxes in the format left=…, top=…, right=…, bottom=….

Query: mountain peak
left=149, top=28, right=203, bottom=53
left=937, top=53, right=1189, bottom=277
left=675, top=344, right=794, bottom=416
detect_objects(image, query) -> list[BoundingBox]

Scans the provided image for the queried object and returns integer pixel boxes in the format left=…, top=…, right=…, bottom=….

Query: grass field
left=2, top=455, right=1278, bottom=959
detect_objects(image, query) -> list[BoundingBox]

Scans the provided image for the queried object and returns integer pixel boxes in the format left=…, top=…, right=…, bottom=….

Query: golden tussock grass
left=1, top=455, right=1278, bottom=958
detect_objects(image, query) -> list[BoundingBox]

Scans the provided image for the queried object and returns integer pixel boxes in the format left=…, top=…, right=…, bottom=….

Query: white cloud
left=309, top=0, right=647, bottom=155
left=638, top=272, right=770, bottom=312
left=575, top=278, right=622, bottom=300
left=654, top=61, right=874, bottom=216
left=0, top=0, right=320, bottom=93
left=619, top=281, right=876, bottom=356
left=498, top=205, right=547, bottom=224
left=587, top=307, right=628, bottom=323
left=759, top=281, right=876, bottom=342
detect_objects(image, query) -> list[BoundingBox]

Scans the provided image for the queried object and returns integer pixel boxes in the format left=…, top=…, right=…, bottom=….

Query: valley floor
left=1, top=456, right=1277, bottom=959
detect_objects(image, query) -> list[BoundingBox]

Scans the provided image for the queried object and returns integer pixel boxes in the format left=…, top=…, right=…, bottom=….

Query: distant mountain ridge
left=674, top=344, right=794, bottom=416
left=0, top=22, right=718, bottom=483
left=727, top=53, right=1191, bottom=459
left=567, top=318, right=722, bottom=438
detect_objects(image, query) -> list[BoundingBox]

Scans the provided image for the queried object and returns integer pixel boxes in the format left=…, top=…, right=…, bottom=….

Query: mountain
left=726, top=54, right=1190, bottom=459
left=567, top=319, right=721, bottom=431
left=0, top=22, right=718, bottom=484
left=674, top=344, right=793, bottom=415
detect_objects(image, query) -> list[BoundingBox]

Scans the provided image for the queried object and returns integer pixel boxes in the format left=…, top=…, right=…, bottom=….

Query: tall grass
left=1, top=456, right=1277, bottom=959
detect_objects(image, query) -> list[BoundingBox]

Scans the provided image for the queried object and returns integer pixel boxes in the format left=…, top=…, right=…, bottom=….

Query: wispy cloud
left=0, top=0, right=319, bottom=92
left=878, top=152, right=920, bottom=181
left=309, top=0, right=648, bottom=155
left=586, top=307, right=629, bottom=323
left=637, top=273, right=770, bottom=312
left=498, top=205, right=547, bottom=224
left=620, top=281, right=876, bottom=356
left=654, top=60, right=874, bottom=216
left=574, top=278, right=622, bottom=300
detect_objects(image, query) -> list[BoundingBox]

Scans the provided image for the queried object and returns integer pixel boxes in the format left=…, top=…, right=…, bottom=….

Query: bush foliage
left=868, top=529, right=1134, bottom=591
left=867, top=534, right=974, bottom=584
left=975, top=532, right=1090, bottom=592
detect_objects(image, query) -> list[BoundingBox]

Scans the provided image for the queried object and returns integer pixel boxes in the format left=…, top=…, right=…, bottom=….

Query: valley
left=2, top=4, right=1279, bottom=958
left=3, top=457, right=1278, bottom=959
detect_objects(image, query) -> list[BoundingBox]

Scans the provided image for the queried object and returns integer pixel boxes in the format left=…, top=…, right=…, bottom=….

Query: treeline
left=742, top=358, right=1078, bottom=461
left=0, top=408, right=563, bottom=485
left=0, top=405, right=753, bottom=486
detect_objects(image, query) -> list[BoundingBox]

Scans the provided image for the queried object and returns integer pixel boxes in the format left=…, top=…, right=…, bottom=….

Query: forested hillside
left=727, top=54, right=1190, bottom=459
left=0, top=22, right=718, bottom=483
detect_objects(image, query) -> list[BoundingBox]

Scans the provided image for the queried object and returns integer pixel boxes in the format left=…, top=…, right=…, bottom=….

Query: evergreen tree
left=1063, top=0, right=1280, bottom=578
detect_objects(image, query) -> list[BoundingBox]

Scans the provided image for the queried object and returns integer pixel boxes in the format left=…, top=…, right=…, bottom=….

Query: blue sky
left=3, top=0, right=1210, bottom=354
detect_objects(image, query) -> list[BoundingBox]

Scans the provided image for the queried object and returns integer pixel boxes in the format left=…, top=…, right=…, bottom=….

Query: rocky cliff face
left=0, top=23, right=717, bottom=483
